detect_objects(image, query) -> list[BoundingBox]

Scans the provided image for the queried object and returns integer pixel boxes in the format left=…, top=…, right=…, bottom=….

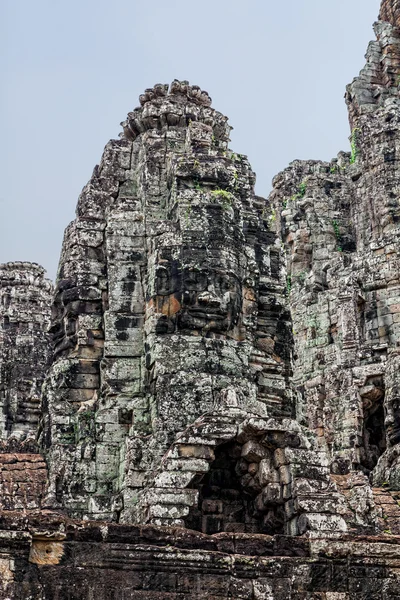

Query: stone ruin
left=1, top=2, right=400, bottom=598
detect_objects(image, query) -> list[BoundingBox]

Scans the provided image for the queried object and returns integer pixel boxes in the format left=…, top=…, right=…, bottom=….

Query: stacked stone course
left=269, top=7, right=400, bottom=517
left=0, top=262, right=52, bottom=441
left=39, top=79, right=299, bottom=529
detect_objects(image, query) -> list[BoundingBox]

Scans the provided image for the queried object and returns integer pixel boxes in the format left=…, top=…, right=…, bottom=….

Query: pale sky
left=1, top=0, right=379, bottom=280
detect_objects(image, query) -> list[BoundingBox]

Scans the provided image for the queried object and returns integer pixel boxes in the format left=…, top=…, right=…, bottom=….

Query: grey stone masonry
left=36, top=3, right=400, bottom=536
left=269, top=4, right=400, bottom=527
left=40, top=80, right=295, bottom=525
left=0, top=0, right=399, bottom=547
left=0, top=262, right=52, bottom=442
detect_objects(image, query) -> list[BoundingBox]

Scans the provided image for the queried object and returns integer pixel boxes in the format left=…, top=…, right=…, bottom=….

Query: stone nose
left=384, top=405, right=395, bottom=427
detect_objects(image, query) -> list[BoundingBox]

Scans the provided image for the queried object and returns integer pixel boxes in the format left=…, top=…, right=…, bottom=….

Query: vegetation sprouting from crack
left=350, top=128, right=361, bottom=164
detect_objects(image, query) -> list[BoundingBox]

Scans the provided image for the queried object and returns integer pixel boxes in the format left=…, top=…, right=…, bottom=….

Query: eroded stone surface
left=0, top=262, right=52, bottom=442
left=1, top=1, right=400, bottom=598
left=0, top=514, right=400, bottom=600
left=269, top=3, right=400, bottom=534
left=39, top=79, right=298, bottom=529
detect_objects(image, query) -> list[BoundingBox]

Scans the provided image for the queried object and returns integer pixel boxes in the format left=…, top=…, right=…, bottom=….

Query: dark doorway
left=360, top=378, right=386, bottom=473
left=184, top=440, right=284, bottom=535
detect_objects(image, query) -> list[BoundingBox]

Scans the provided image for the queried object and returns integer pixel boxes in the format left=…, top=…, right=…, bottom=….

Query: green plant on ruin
left=210, top=188, right=234, bottom=210
left=332, top=219, right=340, bottom=238
left=185, top=203, right=192, bottom=225
left=193, top=159, right=200, bottom=170
left=350, top=128, right=361, bottom=164
left=261, top=205, right=269, bottom=221
left=332, top=219, right=343, bottom=252
left=330, top=165, right=337, bottom=174
left=210, top=188, right=232, bottom=200
left=298, top=270, right=307, bottom=284
left=298, top=181, right=307, bottom=197
left=193, top=178, right=202, bottom=191
left=291, top=179, right=308, bottom=202
left=282, top=198, right=288, bottom=209
left=286, top=275, right=292, bottom=295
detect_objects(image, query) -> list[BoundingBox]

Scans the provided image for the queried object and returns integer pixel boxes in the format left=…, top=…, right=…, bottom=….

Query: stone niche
left=185, top=440, right=284, bottom=536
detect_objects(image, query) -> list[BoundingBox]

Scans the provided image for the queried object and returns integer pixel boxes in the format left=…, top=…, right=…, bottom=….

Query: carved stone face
left=385, top=391, right=400, bottom=446
left=179, top=268, right=242, bottom=332
left=153, top=259, right=242, bottom=334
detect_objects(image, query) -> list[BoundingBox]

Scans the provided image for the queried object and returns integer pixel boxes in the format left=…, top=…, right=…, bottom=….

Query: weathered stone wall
left=30, top=0, right=400, bottom=542
left=40, top=81, right=298, bottom=529
left=0, top=515, right=400, bottom=600
left=0, top=262, right=52, bottom=442
left=0, top=452, right=47, bottom=511
left=268, top=7, right=400, bottom=523
left=0, top=264, right=52, bottom=515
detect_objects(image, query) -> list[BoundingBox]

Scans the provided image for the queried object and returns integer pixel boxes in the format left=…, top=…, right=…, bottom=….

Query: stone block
left=147, top=503, right=190, bottom=519
left=241, top=440, right=270, bottom=463
left=165, top=458, right=209, bottom=472
left=297, top=513, right=347, bottom=535
left=153, top=471, right=196, bottom=488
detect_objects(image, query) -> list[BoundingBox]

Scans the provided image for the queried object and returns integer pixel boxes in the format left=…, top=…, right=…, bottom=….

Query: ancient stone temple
left=1, top=1, right=400, bottom=598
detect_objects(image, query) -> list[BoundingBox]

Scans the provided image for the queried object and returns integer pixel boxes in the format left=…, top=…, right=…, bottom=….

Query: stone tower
left=38, top=0, right=400, bottom=537
left=270, top=0, right=400, bottom=524
left=41, top=81, right=300, bottom=530
left=0, top=262, right=52, bottom=443
left=380, top=0, right=400, bottom=25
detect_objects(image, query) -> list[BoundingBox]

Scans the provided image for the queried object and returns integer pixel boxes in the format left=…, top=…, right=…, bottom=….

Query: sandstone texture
left=0, top=262, right=52, bottom=442
left=1, top=1, right=400, bottom=598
